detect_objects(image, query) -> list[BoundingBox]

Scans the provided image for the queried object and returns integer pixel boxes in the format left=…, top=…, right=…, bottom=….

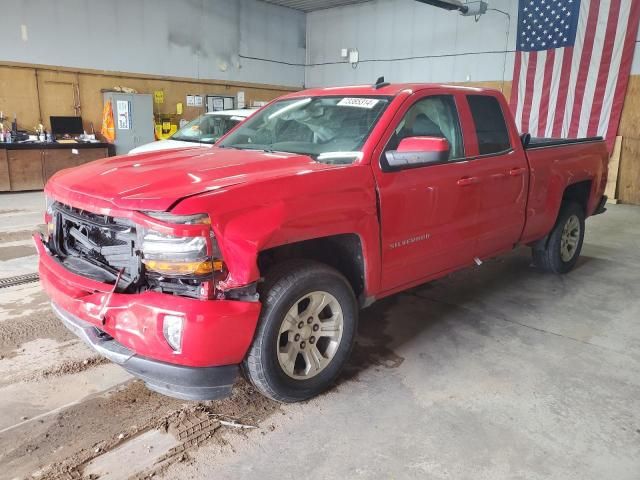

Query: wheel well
left=258, top=234, right=365, bottom=298
left=563, top=180, right=592, bottom=213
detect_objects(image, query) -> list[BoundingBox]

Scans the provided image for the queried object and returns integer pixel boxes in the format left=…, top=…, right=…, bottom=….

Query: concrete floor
left=1, top=192, right=639, bottom=479
left=162, top=203, right=640, bottom=480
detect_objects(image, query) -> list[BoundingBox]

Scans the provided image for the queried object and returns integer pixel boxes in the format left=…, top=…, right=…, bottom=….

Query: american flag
left=509, top=0, right=640, bottom=151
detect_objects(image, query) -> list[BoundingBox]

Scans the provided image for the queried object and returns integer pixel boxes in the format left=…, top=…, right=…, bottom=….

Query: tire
left=532, top=202, right=585, bottom=274
left=242, top=260, right=358, bottom=403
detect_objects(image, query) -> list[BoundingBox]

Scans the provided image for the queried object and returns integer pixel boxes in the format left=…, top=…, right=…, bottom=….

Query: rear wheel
left=242, top=260, right=357, bottom=403
left=532, top=202, right=585, bottom=274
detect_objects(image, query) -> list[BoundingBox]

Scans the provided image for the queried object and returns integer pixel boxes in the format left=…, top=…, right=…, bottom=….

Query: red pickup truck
left=36, top=82, right=608, bottom=403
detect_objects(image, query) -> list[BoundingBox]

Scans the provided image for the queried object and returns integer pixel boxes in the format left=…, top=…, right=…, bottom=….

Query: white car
left=129, top=109, right=257, bottom=154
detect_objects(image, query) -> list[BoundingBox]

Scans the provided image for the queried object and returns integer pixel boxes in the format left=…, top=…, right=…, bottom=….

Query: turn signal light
left=143, top=259, right=226, bottom=276
left=144, top=259, right=214, bottom=276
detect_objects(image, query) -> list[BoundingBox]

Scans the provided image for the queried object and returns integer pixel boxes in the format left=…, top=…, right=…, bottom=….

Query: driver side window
left=390, top=95, right=464, bottom=160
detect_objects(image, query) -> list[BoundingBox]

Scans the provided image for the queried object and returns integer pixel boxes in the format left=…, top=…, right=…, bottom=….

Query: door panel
left=376, top=161, right=480, bottom=291
left=132, top=94, right=155, bottom=147
left=463, top=94, right=528, bottom=258
left=372, top=92, right=479, bottom=293
left=474, top=150, right=528, bottom=258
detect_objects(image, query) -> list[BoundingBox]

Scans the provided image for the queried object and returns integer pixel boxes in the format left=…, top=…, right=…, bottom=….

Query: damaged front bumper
left=35, top=233, right=261, bottom=401
left=51, top=303, right=238, bottom=400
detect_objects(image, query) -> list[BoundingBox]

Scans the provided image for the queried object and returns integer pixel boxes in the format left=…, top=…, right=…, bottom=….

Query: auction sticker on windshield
left=337, top=98, right=380, bottom=109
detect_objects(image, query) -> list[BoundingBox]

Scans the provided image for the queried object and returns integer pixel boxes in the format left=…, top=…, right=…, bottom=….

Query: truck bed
left=520, top=136, right=608, bottom=245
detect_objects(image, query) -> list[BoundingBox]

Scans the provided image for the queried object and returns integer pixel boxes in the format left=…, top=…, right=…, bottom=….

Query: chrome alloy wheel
left=277, top=291, right=344, bottom=379
left=560, top=214, right=581, bottom=262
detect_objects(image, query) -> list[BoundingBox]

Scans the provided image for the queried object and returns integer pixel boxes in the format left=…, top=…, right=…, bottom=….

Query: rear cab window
left=467, top=95, right=511, bottom=155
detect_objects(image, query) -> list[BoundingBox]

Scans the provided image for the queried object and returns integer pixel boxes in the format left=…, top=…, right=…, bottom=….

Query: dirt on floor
left=0, top=283, right=399, bottom=480
left=0, top=276, right=282, bottom=479
left=0, top=244, right=36, bottom=262
left=0, top=378, right=280, bottom=480
left=0, top=228, right=43, bottom=243
left=0, top=286, right=72, bottom=358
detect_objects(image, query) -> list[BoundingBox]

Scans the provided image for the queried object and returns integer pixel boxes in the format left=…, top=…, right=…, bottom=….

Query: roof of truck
left=283, top=83, right=498, bottom=98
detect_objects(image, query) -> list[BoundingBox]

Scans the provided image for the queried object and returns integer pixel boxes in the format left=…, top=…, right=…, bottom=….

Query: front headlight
left=45, top=196, right=56, bottom=237
left=139, top=212, right=224, bottom=277
left=144, top=212, right=210, bottom=225
left=141, top=233, right=208, bottom=261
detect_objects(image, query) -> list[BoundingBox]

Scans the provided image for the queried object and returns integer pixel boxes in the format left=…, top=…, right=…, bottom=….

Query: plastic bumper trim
left=51, top=302, right=238, bottom=401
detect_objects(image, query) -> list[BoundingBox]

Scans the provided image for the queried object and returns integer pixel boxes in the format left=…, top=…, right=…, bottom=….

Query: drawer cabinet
left=1, top=145, right=111, bottom=191
left=43, top=148, right=108, bottom=183
left=8, top=149, right=44, bottom=190
left=0, top=149, right=9, bottom=191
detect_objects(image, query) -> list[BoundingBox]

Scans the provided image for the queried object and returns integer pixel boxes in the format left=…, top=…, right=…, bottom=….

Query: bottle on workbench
left=37, top=123, right=46, bottom=142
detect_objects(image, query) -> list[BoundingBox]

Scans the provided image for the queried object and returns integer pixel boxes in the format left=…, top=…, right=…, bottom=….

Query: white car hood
left=129, top=139, right=214, bottom=154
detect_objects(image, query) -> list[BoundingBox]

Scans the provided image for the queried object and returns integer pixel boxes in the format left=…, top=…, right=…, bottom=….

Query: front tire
left=242, top=260, right=358, bottom=403
left=532, top=202, right=585, bottom=274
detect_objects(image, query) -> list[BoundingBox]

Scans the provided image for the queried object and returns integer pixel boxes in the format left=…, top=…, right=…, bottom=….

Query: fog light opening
left=163, top=314, right=184, bottom=353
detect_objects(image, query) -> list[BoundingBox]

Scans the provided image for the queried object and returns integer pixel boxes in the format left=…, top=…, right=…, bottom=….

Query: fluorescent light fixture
left=414, top=0, right=468, bottom=12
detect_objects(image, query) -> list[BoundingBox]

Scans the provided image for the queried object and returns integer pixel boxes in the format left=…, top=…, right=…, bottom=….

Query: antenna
left=373, top=76, right=390, bottom=89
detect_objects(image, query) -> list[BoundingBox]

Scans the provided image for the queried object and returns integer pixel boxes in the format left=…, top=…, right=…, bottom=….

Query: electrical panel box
left=103, top=92, right=154, bottom=155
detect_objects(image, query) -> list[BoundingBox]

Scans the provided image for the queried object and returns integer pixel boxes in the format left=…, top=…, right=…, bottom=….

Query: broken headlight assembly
left=139, top=212, right=225, bottom=298
left=45, top=196, right=56, bottom=239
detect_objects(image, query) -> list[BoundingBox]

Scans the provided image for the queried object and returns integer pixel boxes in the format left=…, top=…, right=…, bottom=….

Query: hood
left=46, top=147, right=333, bottom=212
left=128, top=139, right=213, bottom=154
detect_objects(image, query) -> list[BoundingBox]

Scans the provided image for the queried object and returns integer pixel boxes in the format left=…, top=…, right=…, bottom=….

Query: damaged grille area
left=47, top=201, right=214, bottom=299
left=49, top=202, right=141, bottom=290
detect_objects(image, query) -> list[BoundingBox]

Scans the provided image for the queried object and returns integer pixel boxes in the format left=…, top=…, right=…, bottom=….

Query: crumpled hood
left=46, top=147, right=332, bottom=212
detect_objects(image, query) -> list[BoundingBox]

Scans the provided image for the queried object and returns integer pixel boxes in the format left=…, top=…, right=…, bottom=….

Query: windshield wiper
left=172, top=137, right=214, bottom=144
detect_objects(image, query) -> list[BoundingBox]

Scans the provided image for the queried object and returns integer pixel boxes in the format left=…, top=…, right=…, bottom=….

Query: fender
left=519, top=140, right=607, bottom=245
left=172, top=164, right=382, bottom=296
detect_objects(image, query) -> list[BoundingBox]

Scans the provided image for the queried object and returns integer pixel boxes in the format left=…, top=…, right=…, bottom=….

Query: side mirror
left=385, top=136, right=450, bottom=170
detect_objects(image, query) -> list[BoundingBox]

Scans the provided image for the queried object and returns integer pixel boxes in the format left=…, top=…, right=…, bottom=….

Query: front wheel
left=532, top=202, right=585, bottom=274
left=242, top=260, right=358, bottom=403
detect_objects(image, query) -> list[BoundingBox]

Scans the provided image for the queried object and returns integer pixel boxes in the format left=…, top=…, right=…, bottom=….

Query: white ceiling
left=260, top=0, right=372, bottom=12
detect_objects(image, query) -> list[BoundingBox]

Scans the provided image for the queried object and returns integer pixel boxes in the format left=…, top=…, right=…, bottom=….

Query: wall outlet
left=341, top=48, right=349, bottom=58
left=349, top=49, right=359, bottom=65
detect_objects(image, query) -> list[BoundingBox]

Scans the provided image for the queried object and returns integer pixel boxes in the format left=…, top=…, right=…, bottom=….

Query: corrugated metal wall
left=0, top=0, right=306, bottom=87
left=305, top=0, right=640, bottom=87
left=305, top=0, right=516, bottom=87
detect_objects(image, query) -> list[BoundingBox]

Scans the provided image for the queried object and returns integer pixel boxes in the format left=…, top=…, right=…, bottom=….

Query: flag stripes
left=510, top=0, right=640, bottom=151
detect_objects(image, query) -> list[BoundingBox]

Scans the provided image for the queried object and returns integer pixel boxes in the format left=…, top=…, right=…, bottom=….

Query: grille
left=50, top=202, right=141, bottom=288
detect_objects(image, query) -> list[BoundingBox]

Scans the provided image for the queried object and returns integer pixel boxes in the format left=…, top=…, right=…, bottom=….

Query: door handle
left=509, top=167, right=527, bottom=176
left=491, top=173, right=507, bottom=180
left=457, top=176, right=480, bottom=186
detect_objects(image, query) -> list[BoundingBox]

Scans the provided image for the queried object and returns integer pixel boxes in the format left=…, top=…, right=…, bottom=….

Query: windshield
left=171, top=113, right=245, bottom=144
left=218, top=96, right=390, bottom=164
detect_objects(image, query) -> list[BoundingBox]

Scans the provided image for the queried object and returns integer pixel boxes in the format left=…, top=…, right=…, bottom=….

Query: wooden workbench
left=0, top=142, right=114, bottom=191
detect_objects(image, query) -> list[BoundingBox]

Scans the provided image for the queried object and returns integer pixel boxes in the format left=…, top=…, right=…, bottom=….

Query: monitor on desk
left=50, top=116, right=83, bottom=136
